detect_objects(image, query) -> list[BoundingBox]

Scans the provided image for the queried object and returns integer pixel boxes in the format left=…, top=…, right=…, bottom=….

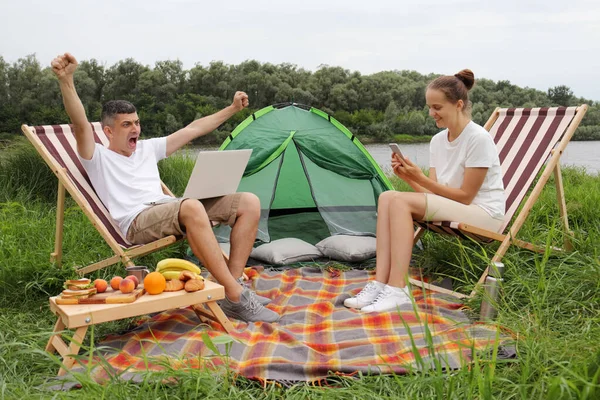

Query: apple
left=93, top=278, right=108, bottom=293
left=120, top=278, right=135, bottom=294
left=110, top=276, right=123, bottom=291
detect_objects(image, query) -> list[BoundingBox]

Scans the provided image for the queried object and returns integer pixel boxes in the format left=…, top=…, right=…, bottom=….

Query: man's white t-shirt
left=79, top=138, right=173, bottom=236
left=429, top=121, right=505, bottom=219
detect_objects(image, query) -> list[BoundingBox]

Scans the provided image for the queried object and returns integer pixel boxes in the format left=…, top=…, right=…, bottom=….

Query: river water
left=196, top=141, right=599, bottom=175
left=365, top=141, right=600, bottom=175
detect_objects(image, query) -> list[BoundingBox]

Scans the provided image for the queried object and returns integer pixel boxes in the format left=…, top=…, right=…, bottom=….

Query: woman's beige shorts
left=126, top=194, right=242, bottom=245
left=424, top=193, right=503, bottom=233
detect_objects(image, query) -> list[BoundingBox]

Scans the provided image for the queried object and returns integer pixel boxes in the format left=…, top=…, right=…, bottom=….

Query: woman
left=345, top=69, right=505, bottom=313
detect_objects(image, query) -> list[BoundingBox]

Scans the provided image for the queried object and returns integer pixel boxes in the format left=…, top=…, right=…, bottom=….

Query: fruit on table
left=144, top=272, right=166, bottom=295
left=161, top=270, right=201, bottom=281
left=156, top=258, right=201, bottom=276
left=160, top=270, right=184, bottom=281
left=120, top=278, right=135, bottom=294
left=93, top=279, right=108, bottom=293
left=110, top=276, right=123, bottom=290
left=127, top=275, right=139, bottom=288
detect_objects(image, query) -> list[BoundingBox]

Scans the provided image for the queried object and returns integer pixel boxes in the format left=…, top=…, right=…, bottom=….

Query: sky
left=2, top=0, right=599, bottom=101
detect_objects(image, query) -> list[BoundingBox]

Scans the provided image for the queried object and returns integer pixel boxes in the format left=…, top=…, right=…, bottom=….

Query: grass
left=392, top=134, right=433, bottom=144
left=0, top=143, right=599, bottom=398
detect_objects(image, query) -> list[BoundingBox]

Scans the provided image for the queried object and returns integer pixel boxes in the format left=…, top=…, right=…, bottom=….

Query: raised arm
left=51, top=53, right=95, bottom=160
left=166, top=91, right=249, bottom=156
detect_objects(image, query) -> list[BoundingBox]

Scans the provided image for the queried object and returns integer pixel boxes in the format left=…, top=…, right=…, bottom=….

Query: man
left=51, top=52, right=278, bottom=323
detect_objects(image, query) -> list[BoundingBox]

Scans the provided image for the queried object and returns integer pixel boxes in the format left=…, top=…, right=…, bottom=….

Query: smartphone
left=388, top=143, right=406, bottom=161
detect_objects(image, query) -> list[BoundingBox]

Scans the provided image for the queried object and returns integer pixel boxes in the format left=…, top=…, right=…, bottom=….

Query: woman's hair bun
left=454, top=69, right=475, bottom=90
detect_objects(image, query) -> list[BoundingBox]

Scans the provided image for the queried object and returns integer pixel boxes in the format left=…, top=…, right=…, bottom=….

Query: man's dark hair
left=101, top=100, right=137, bottom=127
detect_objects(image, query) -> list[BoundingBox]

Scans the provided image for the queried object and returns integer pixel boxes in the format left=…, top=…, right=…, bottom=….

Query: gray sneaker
left=219, top=288, right=280, bottom=323
left=236, top=277, right=271, bottom=305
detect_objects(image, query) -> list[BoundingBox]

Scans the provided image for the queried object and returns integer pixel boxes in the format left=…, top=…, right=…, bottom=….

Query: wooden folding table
left=45, top=280, right=233, bottom=376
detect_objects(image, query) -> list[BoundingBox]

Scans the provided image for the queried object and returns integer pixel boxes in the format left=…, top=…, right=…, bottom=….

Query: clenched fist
left=231, top=91, right=249, bottom=112
left=51, top=53, right=78, bottom=80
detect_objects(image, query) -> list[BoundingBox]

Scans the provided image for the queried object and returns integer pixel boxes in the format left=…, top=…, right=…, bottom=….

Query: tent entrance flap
left=299, top=150, right=377, bottom=236
left=269, top=141, right=329, bottom=245
left=217, top=103, right=393, bottom=246
left=271, top=140, right=315, bottom=210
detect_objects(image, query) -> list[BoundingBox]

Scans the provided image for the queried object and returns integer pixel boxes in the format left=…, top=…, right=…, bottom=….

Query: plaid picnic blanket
left=69, top=267, right=512, bottom=383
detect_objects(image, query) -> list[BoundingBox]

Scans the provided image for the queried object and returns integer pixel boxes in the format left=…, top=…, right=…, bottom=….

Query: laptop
left=145, top=149, right=252, bottom=205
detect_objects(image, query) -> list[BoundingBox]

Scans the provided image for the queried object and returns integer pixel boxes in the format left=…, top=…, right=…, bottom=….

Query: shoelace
left=244, top=291, right=262, bottom=315
left=356, top=282, right=380, bottom=300
left=370, top=287, right=393, bottom=305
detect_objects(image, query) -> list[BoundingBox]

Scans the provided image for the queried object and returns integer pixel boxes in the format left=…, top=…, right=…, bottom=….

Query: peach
left=94, top=278, right=108, bottom=293
left=110, top=276, right=123, bottom=291
left=127, top=275, right=139, bottom=288
left=120, top=278, right=135, bottom=294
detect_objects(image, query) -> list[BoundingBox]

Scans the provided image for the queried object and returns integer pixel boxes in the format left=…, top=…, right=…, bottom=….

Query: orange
left=143, top=272, right=166, bottom=295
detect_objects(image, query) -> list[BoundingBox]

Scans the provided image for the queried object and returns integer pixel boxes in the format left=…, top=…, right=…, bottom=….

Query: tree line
left=1, top=54, right=599, bottom=145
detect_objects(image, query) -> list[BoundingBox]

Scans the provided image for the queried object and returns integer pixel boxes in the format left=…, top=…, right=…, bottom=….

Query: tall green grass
left=0, top=144, right=599, bottom=398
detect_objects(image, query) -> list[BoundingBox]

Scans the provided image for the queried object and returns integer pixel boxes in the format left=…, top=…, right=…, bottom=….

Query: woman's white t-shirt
left=79, top=137, right=173, bottom=236
left=429, top=121, right=505, bottom=219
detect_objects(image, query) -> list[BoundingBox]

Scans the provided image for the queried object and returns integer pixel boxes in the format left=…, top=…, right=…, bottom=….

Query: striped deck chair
left=411, top=105, right=588, bottom=299
left=22, top=122, right=191, bottom=275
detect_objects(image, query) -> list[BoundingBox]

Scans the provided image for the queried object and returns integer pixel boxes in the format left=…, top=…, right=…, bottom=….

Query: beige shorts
left=424, top=193, right=504, bottom=233
left=126, top=194, right=242, bottom=245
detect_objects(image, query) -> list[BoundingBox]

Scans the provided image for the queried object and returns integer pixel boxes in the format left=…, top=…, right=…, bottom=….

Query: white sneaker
left=344, top=281, right=384, bottom=309
left=361, top=285, right=412, bottom=313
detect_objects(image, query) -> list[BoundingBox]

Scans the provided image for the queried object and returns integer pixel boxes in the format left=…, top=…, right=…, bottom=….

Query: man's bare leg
left=179, top=199, right=242, bottom=301
left=228, top=193, right=260, bottom=279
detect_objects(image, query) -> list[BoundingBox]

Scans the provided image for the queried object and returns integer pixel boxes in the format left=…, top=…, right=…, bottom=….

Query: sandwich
left=64, top=278, right=94, bottom=291
left=61, top=278, right=97, bottom=299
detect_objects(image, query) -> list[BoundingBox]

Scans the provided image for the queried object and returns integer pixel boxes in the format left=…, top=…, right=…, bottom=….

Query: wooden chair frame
left=22, top=123, right=238, bottom=375
left=409, top=105, right=588, bottom=299
left=21, top=123, right=225, bottom=276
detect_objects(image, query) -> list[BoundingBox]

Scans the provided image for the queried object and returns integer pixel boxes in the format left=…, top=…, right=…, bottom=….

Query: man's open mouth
left=128, top=136, right=139, bottom=149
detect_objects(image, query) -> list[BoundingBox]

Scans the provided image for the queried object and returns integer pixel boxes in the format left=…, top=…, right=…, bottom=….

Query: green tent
left=216, top=103, right=394, bottom=245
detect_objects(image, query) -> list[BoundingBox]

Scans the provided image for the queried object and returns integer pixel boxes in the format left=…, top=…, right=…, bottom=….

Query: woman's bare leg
left=375, top=191, right=395, bottom=283
left=387, top=192, right=426, bottom=288
left=346, top=191, right=426, bottom=310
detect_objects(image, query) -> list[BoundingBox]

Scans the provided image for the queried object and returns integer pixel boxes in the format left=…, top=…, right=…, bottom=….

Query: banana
left=158, top=267, right=195, bottom=273
left=156, top=258, right=201, bottom=275
left=160, top=270, right=183, bottom=281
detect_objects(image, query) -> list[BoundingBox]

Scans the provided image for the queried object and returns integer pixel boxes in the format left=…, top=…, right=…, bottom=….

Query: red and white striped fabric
left=415, top=106, right=578, bottom=238
left=33, top=123, right=132, bottom=248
